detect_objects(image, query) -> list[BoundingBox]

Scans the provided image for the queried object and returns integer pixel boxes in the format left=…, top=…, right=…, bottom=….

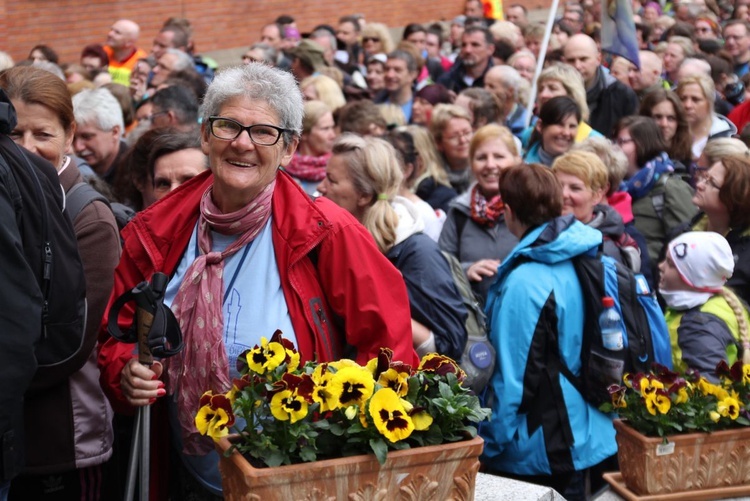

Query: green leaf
left=299, top=446, right=318, bottom=463
left=370, top=438, right=388, bottom=465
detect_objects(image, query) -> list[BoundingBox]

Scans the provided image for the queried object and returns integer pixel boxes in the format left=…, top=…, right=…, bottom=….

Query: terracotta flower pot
left=215, top=435, right=484, bottom=501
left=614, top=419, right=750, bottom=496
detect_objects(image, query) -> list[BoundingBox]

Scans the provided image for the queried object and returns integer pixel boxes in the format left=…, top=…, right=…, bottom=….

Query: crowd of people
left=3, top=0, right=750, bottom=499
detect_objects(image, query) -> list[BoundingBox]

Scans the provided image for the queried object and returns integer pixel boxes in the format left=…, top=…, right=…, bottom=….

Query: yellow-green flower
left=344, top=405, right=359, bottom=420
left=717, top=396, right=741, bottom=420
left=743, top=365, right=750, bottom=385
left=710, top=410, right=721, bottom=422
left=195, top=391, right=235, bottom=439
left=270, top=388, right=309, bottom=423
left=377, top=368, right=410, bottom=397
left=328, top=366, right=375, bottom=410
left=246, top=337, right=286, bottom=375
left=369, top=388, right=414, bottom=442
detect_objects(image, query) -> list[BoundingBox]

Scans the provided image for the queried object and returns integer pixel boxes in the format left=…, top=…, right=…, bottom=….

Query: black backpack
left=559, top=251, right=671, bottom=407
left=0, top=94, right=87, bottom=391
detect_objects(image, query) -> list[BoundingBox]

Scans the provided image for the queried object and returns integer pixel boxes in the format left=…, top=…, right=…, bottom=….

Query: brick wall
left=1, top=0, right=551, bottom=66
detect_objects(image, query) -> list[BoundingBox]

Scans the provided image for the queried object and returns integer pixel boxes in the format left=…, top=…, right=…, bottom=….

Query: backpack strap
left=65, top=182, right=109, bottom=222
left=650, top=175, right=669, bottom=220
left=454, top=209, right=469, bottom=240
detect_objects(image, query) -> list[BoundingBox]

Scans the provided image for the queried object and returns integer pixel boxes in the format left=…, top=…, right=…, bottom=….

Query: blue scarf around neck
left=625, top=152, right=674, bottom=200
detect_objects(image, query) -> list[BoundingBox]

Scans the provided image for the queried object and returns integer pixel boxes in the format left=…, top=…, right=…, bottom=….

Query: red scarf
left=284, top=152, right=331, bottom=182
left=469, top=184, right=505, bottom=228
left=167, top=180, right=275, bottom=455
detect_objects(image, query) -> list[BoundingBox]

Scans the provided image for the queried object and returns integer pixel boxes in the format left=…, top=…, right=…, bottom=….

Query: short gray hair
left=73, top=88, right=125, bottom=135
left=248, top=43, right=278, bottom=65
left=488, top=65, right=523, bottom=100
left=200, top=63, right=303, bottom=142
left=164, top=48, right=194, bottom=72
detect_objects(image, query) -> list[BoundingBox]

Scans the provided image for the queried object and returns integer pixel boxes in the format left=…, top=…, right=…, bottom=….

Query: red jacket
left=98, top=169, right=417, bottom=414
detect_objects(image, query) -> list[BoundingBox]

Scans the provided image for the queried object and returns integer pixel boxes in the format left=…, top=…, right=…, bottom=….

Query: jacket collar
left=122, top=169, right=331, bottom=275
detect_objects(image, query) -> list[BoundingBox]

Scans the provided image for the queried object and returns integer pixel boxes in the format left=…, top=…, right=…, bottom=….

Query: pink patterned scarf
left=284, top=152, right=331, bottom=182
left=167, top=180, right=275, bottom=455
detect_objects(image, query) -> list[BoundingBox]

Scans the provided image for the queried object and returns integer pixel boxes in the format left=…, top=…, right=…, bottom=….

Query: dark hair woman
left=639, top=89, right=693, bottom=179
left=613, top=116, right=698, bottom=262
left=670, top=154, right=750, bottom=304
left=523, top=95, right=581, bottom=166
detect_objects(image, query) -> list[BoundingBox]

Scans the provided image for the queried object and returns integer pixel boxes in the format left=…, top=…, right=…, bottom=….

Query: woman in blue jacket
left=480, top=163, right=616, bottom=500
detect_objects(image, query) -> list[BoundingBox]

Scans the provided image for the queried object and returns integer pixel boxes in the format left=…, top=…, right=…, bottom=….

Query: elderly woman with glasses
left=669, top=155, right=750, bottom=305
left=99, top=63, right=417, bottom=499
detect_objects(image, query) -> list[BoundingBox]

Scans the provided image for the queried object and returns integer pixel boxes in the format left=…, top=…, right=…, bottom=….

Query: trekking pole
left=109, top=273, right=181, bottom=501
left=133, top=276, right=158, bottom=501
left=123, top=406, right=142, bottom=501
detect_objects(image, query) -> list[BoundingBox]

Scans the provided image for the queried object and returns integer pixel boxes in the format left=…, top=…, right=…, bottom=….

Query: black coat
left=586, top=68, right=639, bottom=137
left=0, top=139, right=51, bottom=482
left=387, top=233, right=468, bottom=360
left=436, top=58, right=493, bottom=94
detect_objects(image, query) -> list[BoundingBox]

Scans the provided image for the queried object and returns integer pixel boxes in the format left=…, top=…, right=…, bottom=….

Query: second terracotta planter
left=614, top=419, right=750, bottom=496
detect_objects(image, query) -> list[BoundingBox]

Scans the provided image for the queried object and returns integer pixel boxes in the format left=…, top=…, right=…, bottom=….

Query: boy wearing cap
left=659, top=231, right=750, bottom=381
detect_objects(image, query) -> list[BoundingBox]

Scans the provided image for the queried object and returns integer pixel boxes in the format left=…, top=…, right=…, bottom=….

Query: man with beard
left=438, top=26, right=495, bottom=93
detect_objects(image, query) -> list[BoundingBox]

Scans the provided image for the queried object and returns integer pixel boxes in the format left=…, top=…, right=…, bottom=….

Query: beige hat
left=289, top=39, right=328, bottom=72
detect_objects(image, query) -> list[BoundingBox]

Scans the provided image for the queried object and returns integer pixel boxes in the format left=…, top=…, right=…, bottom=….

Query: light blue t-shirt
left=164, top=216, right=296, bottom=495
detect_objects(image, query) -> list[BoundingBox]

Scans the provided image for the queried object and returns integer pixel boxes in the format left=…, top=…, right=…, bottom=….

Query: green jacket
left=631, top=173, right=697, bottom=262
left=666, top=294, right=748, bottom=381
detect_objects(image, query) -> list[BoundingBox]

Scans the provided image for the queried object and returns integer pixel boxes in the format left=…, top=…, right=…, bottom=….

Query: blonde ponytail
left=363, top=198, right=399, bottom=254
left=719, top=287, right=750, bottom=365
left=331, top=134, right=404, bottom=254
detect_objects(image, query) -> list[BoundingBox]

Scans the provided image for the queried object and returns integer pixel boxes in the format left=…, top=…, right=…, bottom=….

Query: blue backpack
left=559, top=251, right=672, bottom=407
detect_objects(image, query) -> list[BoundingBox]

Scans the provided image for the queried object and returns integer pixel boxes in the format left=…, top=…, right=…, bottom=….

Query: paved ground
left=201, top=7, right=556, bottom=69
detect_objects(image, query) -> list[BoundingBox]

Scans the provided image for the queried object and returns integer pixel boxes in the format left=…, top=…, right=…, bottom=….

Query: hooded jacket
left=387, top=197, right=467, bottom=360
left=588, top=204, right=642, bottom=273
left=480, top=216, right=617, bottom=475
left=666, top=294, right=748, bottom=382
left=98, top=170, right=418, bottom=415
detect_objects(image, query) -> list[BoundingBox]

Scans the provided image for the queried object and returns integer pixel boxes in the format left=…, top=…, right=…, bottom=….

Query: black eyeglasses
left=208, top=116, right=290, bottom=146
left=362, top=37, right=381, bottom=43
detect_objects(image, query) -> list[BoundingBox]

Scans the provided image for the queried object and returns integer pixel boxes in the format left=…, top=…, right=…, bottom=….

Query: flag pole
left=524, top=0, right=561, bottom=129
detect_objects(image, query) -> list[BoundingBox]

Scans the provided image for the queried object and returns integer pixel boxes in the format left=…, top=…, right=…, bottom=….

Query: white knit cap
left=668, top=231, right=734, bottom=292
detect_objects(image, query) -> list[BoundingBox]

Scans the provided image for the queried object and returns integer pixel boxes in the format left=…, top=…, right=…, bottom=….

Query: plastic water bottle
left=600, top=297, right=624, bottom=351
